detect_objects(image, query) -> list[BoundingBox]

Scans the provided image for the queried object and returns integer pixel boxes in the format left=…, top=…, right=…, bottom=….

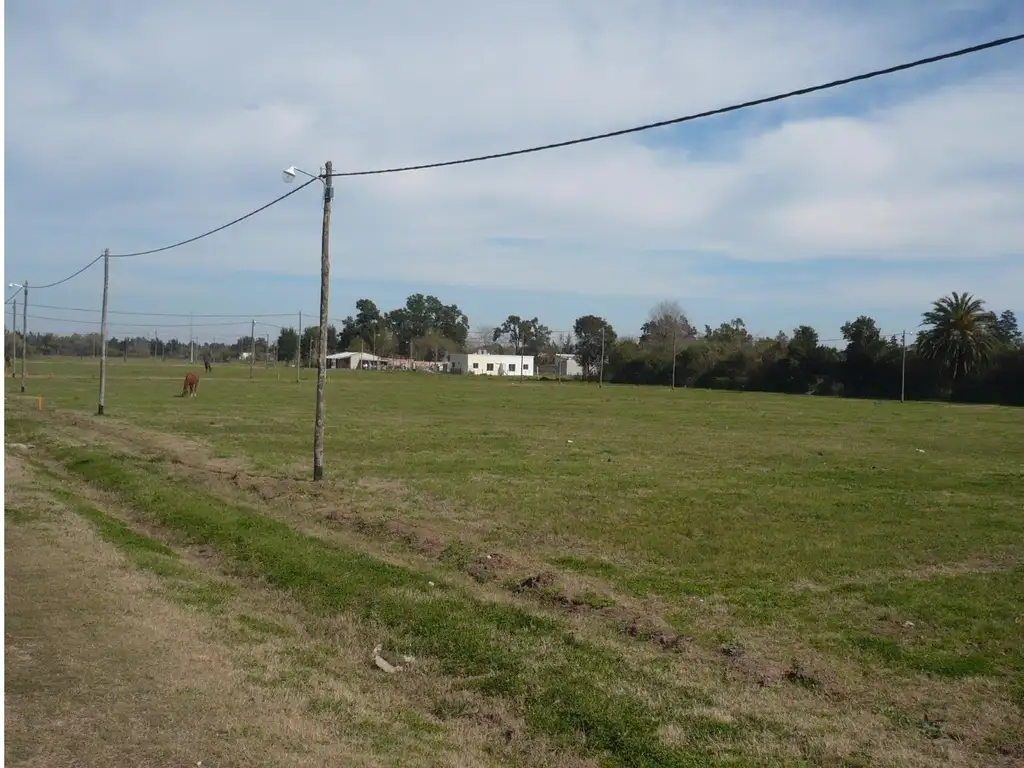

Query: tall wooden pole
left=671, top=332, right=677, bottom=390
left=20, top=281, right=28, bottom=393
left=97, top=251, right=110, bottom=414
left=313, top=161, right=334, bottom=482
left=296, top=310, right=302, bottom=383
left=900, top=330, right=907, bottom=403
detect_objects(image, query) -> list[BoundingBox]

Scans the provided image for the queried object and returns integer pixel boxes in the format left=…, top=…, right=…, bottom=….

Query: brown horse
left=181, top=371, right=200, bottom=398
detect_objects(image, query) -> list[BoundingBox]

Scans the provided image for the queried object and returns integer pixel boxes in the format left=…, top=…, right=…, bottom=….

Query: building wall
left=449, top=353, right=536, bottom=376
left=556, top=355, right=583, bottom=378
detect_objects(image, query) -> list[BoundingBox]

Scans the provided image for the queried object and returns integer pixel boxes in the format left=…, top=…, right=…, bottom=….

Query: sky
left=4, top=0, right=1024, bottom=345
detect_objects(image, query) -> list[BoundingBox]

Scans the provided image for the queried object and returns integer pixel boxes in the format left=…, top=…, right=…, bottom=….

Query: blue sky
left=4, top=0, right=1024, bottom=345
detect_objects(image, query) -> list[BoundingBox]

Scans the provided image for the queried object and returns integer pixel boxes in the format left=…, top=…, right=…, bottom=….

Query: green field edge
left=18, top=429, right=803, bottom=768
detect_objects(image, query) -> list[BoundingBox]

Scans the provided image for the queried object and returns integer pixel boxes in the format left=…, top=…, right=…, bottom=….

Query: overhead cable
left=331, top=34, right=1024, bottom=177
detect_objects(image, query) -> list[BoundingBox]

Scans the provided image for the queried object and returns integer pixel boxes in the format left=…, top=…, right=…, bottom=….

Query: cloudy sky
left=4, top=0, right=1023, bottom=344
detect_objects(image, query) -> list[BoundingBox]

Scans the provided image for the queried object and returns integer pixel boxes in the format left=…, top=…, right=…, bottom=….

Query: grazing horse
left=181, top=371, right=200, bottom=398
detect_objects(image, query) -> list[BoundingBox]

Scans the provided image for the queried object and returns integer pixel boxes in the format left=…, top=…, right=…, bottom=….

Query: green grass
left=40, top=482, right=237, bottom=610
left=8, top=357, right=1024, bottom=764
left=50, top=444, right=732, bottom=767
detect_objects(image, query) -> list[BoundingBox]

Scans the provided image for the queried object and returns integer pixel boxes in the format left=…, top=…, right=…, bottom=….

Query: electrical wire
left=21, top=176, right=320, bottom=293
left=331, top=33, right=1024, bottom=177
left=31, top=254, right=107, bottom=290
left=22, top=313, right=258, bottom=330
left=21, top=303, right=362, bottom=331
left=108, top=176, right=319, bottom=258
left=15, top=33, right=1023, bottom=305
left=28, top=302, right=301, bottom=319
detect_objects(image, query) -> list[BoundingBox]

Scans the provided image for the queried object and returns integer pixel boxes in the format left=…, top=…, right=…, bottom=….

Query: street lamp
left=8, top=282, right=27, bottom=392
left=282, top=165, right=320, bottom=183
left=283, top=161, right=334, bottom=481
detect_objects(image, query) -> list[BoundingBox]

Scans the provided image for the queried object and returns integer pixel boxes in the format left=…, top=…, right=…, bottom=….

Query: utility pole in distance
left=312, top=161, right=334, bottom=482
left=98, top=250, right=110, bottom=414
left=671, top=331, right=677, bottom=390
left=599, top=325, right=605, bottom=389
left=249, top=320, right=256, bottom=380
left=296, top=310, right=302, bottom=383
left=10, top=298, right=17, bottom=376
left=20, top=281, right=28, bottom=393
left=901, top=329, right=907, bottom=403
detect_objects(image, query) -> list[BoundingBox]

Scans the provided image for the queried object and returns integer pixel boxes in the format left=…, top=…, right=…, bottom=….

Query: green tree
left=493, top=315, right=551, bottom=355
left=703, top=318, right=752, bottom=346
left=300, top=325, right=339, bottom=361
left=572, top=315, right=616, bottom=380
left=917, top=292, right=999, bottom=380
left=994, top=309, right=1022, bottom=348
left=384, top=294, right=469, bottom=355
left=341, top=299, right=385, bottom=349
left=276, top=327, right=299, bottom=362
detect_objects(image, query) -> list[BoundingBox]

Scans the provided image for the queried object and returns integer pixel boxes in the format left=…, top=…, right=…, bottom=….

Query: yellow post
left=36, top=396, right=44, bottom=411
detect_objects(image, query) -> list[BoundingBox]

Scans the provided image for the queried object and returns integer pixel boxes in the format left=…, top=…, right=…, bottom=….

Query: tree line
left=597, top=295, right=1021, bottom=406
left=7, top=291, right=1022, bottom=405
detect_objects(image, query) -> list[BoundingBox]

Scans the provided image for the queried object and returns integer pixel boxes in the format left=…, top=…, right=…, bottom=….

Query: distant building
left=325, top=351, right=385, bottom=370
left=555, top=353, right=583, bottom=378
left=448, top=351, right=535, bottom=377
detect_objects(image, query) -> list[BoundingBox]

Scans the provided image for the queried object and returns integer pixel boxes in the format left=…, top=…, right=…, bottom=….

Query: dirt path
left=3, top=450, right=532, bottom=767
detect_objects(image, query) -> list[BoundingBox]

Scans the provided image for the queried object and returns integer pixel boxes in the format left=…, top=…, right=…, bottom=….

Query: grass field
left=5, top=357, right=1024, bottom=767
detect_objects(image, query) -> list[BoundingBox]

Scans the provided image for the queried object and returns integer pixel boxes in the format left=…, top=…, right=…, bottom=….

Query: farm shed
left=448, top=352, right=536, bottom=377
left=325, top=351, right=386, bottom=370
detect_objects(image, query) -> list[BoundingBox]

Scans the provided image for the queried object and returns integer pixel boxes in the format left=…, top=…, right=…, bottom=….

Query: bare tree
left=641, top=300, right=695, bottom=351
left=468, top=325, right=495, bottom=352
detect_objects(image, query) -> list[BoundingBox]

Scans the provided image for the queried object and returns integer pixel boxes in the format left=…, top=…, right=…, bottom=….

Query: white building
left=325, top=351, right=385, bottom=370
left=448, top=352, right=535, bottom=377
left=555, top=353, right=583, bottom=378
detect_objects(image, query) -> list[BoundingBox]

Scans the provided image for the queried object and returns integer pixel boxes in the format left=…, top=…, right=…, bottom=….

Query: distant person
left=203, top=354, right=212, bottom=373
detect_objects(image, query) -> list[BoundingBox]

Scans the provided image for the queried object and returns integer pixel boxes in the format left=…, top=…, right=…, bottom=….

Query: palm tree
left=917, top=292, right=999, bottom=380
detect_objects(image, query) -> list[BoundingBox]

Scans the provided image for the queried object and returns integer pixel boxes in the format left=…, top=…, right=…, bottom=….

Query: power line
left=32, top=254, right=107, bottom=290
left=29, top=302, right=300, bottom=319
left=16, top=33, right=1021, bottom=300
left=23, top=176, right=321, bottom=292
left=21, top=313, right=257, bottom=330
left=22, top=303, right=363, bottom=330
left=331, top=33, right=1024, bottom=177
left=109, top=176, right=319, bottom=258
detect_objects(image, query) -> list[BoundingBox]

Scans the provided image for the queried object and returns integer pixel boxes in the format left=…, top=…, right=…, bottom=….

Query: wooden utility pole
left=189, top=312, right=195, bottom=363
left=900, top=330, right=907, bottom=403
left=296, top=310, right=302, bottom=382
left=20, top=281, right=28, bottom=393
left=249, top=320, right=256, bottom=379
left=97, top=250, right=110, bottom=414
left=671, top=332, right=677, bottom=390
left=10, top=298, right=17, bottom=376
left=599, top=325, right=605, bottom=388
left=313, top=161, right=334, bottom=482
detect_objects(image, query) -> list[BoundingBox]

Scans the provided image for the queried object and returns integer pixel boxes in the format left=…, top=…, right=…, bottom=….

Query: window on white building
left=486, top=363, right=494, bottom=371
left=509, top=364, right=516, bottom=372
left=472, top=362, right=479, bottom=369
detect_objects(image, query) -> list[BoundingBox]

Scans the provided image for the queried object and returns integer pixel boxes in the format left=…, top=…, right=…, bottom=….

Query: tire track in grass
left=50, top=443, right=765, bottom=768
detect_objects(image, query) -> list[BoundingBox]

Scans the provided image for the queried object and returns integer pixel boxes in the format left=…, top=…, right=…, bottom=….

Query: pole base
left=313, top=464, right=324, bottom=482
left=98, top=404, right=105, bottom=416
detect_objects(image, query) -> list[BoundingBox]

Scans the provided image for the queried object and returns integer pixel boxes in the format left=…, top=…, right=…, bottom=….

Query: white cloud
left=4, top=0, right=1024, bottom=331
